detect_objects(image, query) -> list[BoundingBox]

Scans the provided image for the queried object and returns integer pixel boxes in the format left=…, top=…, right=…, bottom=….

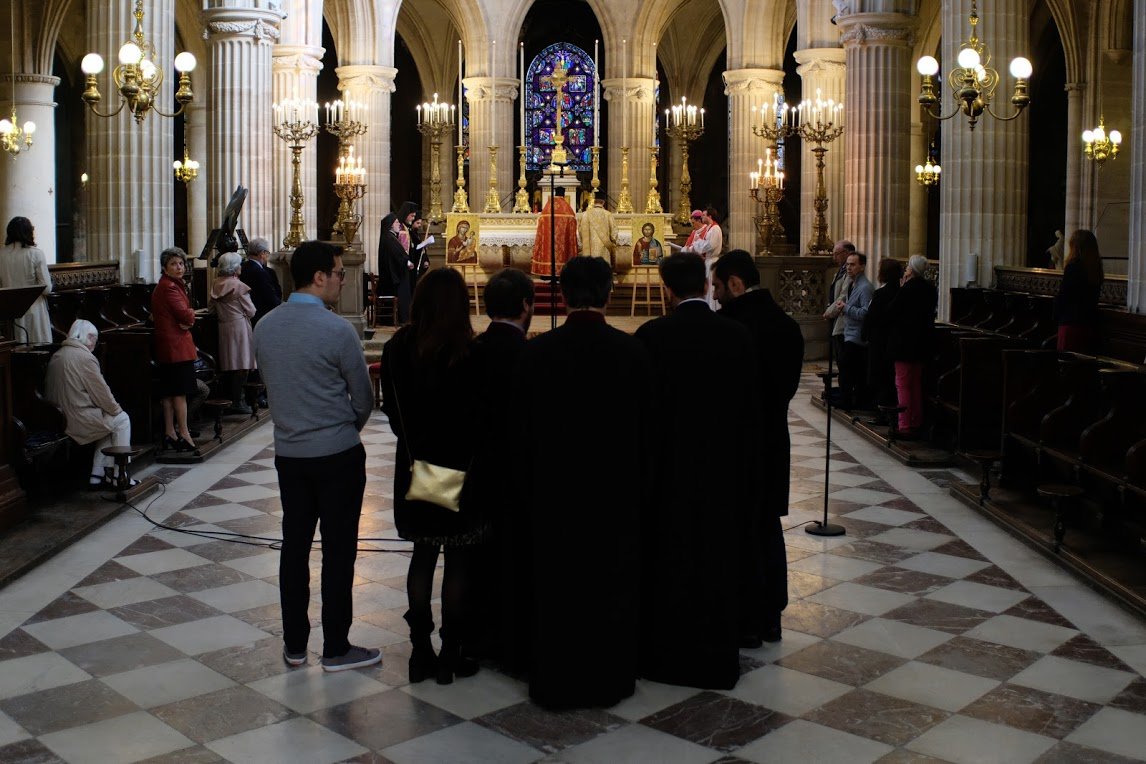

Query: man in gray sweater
left=254, top=240, right=378, bottom=672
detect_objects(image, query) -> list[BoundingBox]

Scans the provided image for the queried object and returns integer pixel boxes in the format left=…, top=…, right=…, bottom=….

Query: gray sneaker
left=321, top=646, right=382, bottom=672
left=283, top=648, right=307, bottom=667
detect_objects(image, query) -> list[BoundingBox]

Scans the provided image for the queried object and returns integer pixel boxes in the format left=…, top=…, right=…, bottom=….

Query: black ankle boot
left=404, top=610, right=438, bottom=684
left=436, top=635, right=478, bottom=685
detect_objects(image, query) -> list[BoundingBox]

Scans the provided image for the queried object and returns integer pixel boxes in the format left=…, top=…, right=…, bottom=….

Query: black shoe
left=408, top=644, right=438, bottom=684
left=740, top=633, right=764, bottom=649
left=762, top=626, right=782, bottom=643
left=436, top=642, right=479, bottom=685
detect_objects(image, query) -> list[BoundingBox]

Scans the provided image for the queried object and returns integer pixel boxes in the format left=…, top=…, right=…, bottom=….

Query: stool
left=630, top=266, right=665, bottom=316
left=1037, top=483, right=1085, bottom=552
left=964, top=449, right=1002, bottom=506
left=204, top=398, right=231, bottom=444
left=243, top=382, right=266, bottom=420
left=368, top=362, right=382, bottom=408
left=879, top=405, right=907, bottom=444
left=100, top=445, right=143, bottom=501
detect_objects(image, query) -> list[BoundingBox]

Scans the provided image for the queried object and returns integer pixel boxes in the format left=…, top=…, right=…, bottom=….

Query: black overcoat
left=239, top=258, right=282, bottom=325
left=886, top=276, right=938, bottom=362
left=862, top=282, right=900, bottom=404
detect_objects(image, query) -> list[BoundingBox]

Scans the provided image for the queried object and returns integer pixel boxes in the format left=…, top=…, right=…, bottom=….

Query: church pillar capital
left=272, top=45, right=323, bottom=76
left=793, top=48, right=846, bottom=78
left=601, top=77, right=657, bottom=104
left=202, top=6, right=283, bottom=44
left=462, top=77, right=520, bottom=103
left=720, top=69, right=785, bottom=97
left=336, top=65, right=397, bottom=94
left=835, top=12, right=917, bottom=49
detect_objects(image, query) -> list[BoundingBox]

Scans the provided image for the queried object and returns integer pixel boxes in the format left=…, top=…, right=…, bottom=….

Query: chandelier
left=80, top=0, right=196, bottom=124
left=915, top=0, right=1031, bottom=130
left=173, top=144, right=199, bottom=183
left=1, top=3, right=35, bottom=156
left=915, top=143, right=941, bottom=186
left=1082, top=116, right=1121, bottom=166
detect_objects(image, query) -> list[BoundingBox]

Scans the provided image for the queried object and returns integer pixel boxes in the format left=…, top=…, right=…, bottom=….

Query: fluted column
left=463, top=77, right=517, bottom=212
left=838, top=12, right=917, bottom=279
left=337, top=65, right=396, bottom=273
left=272, top=46, right=323, bottom=247
left=0, top=75, right=59, bottom=262
left=1063, top=82, right=1086, bottom=235
left=722, top=68, right=785, bottom=252
left=185, top=103, right=208, bottom=259
left=936, top=0, right=1030, bottom=318
left=908, top=119, right=926, bottom=257
left=794, top=49, right=846, bottom=248
left=1128, top=0, right=1146, bottom=312
left=85, top=0, right=174, bottom=276
left=602, top=77, right=656, bottom=210
left=203, top=3, right=280, bottom=251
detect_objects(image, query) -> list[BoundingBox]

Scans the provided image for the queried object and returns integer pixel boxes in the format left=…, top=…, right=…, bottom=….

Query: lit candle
left=593, top=39, right=599, bottom=148
left=520, top=42, right=526, bottom=146
left=458, top=39, right=464, bottom=145
left=622, top=38, right=627, bottom=147
left=490, top=40, right=496, bottom=146
left=749, top=172, right=757, bottom=190
left=699, top=108, right=704, bottom=130
left=416, top=104, right=421, bottom=125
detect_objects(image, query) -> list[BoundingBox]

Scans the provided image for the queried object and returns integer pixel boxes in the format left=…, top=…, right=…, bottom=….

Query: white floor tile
left=39, top=710, right=195, bottom=764
left=182, top=502, right=266, bottom=523
left=829, top=487, right=902, bottom=504
left=149, top=614, right=271, bottom=655
left=897, top=552, right=992, bottom=579
left=0, top=708, right=29, bottom=746
left=1065, top=707, right=1146, bottom=759
left=21, top=611, right=139, bottom=650
left=740, top=629, right=822, bottom=664
left=351, top=582, right=409, bottom=613
left=207, top=484, right=280, bottom=503
left=232, top=469, right=281, bottom=485
left=401, top=668, right=529, bottom=719
left=925, top=580, right=1029, bottom=613
left=223, top=551, right=282, bottom=578
left=1009, top=655, right=1136, bottom=704
left=384, top=720, right=541, bottom=764
left=609, top=679, right=704, bottom=722
left=724, top=665, right=850, bottom=716
left=0, top=652, right=90, bottom=700
left=101, top=658, right=234, bottom=707
left=832, top=617, right=954, bottom=659
left=864, top=660, right=999, bottom=712
left=866, top=528, right=955, bottom=552
left=962, top=614, right=1078, bottom=653
left=560, top=723, right=717, bottom=764
left=807, top=582, right=916, bottom=616
left=906, top=715, right=1056, bottom=764
left=189, top=580, right=282, bottom=613
left=788, top=553, right=882, bottom=581
left=248, top=666, right=388, bottom=714
left=207, top=716, right=367, bottom=764
left=72, top=577, right=180, bottom=610
left=843, top=505, right=925, bottom=526
left=115, top=548, right=212, bottom=576
left=736, top=719, right=892, bottom=763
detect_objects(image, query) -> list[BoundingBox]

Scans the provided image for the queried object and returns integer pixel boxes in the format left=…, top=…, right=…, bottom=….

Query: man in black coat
left=470, top=269, right=534, bottom=663
left=240, top=237, right=282, bottom=325
left=512, top=256, right=651, bottom=709
left=713, top=249, right=805, bottom=645
left=634, top=253, right=758, bottom=690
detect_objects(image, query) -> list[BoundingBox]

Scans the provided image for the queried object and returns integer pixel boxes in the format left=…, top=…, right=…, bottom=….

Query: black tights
left=407, top=542, right=475, bottom=640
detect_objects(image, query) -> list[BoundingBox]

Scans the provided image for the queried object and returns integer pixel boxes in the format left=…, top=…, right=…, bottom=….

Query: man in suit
left=713, top=249, right=805, bottom=644
left=634, top=252, right=757, bottom=690
left=512, top=256, right=650, bottom=709
left=240, top=237, right=282, bottom=325
left=832, top=251, right=875, bottom=410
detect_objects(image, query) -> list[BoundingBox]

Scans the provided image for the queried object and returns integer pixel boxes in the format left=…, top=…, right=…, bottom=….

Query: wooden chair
left=630, top=266, right=665, bottom=317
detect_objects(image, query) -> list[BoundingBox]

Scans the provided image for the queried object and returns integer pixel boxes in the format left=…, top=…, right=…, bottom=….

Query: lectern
left=0, top=285, right=49, bottom=532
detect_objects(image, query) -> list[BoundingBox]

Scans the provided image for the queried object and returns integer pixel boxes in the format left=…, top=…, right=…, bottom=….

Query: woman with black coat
left=1054, top=229, right=1104, bottom=353
left=886, top=255, right=938, bottom=437
left=861, top=258, right=904, bottom=417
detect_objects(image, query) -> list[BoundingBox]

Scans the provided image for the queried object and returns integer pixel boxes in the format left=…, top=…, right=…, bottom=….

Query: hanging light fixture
left=0, top=3, right=35, bottom=157
left=173, top=144, right=199, bottom=183
left=1082, top=115, right=1122, bottom=166
left=915, top=142, right=941, bottom=187
left=80, top=0, right=196, bottom=124
left=914, top=0, right=1031, bottom=130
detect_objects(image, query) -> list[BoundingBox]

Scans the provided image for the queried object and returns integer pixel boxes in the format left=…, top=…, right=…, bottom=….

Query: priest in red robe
left=531, top=187, right=579, bottom=276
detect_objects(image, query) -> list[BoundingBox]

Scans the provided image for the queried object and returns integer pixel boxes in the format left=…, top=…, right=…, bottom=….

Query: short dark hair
left=705, top=206, right=721, bottom=224
left=560, top=256, right=612, bottom=309
left=291, top=240, right=341, bottom=288
left=160, top=247, right=187, bottom=269
left=659, top=253, right=706, bottom=299
left=848, top=252, right=868, bottom=266
left=713, top=249, right=760, bottom=288
left=878, top=257, right=903, bottom=285
left=5, top=217, right=34, bottom=247
left=484, top=268, right=535, bottom=319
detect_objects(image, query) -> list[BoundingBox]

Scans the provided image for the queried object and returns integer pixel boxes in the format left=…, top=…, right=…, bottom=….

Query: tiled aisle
left=1, top=372, right=1146, bottom=763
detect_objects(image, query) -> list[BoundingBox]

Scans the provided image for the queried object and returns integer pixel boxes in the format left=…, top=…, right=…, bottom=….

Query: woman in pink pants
left=886, top=255, right=938, bottom=436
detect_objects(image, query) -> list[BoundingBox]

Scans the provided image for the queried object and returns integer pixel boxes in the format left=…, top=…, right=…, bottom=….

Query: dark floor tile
left=240, top=496, right=283, bottom=513
left=791, top=497, right=866, bottom=515
left=183, top=540, right=269, bottom=563
left=228, top=463, right=267, bottom=475
left=901, top=517, right=952, bottom=535
left=833, top=517, right=895, bottom=540
left=109, top=594, right=224, bottom=630
left=0, top=629, right=50, bottom=661
left=881, top=498, right=924, bottom=514
left=1109, top=677, right=1146, bottom=714
left=135, top=746, right=225, bottom=763
left=58, top=632, right=184, bottom=677
left=197, top=637, right=294, bottom=684
left=180, top=494, right=230, bottom=511
left=152, top=564, right=254, bottom=594
left=1003, top=598, right=1076, bottom=629
left=336, top=754, right=396, bottom=764
left=206, top=476, right=251, bottom=491
left=830, top=540, right=917, bottom=565
left=839, top=464, right=880, bottom=479
left=311, top=689, right=464, bottom=751
left=781, top=601, right=869, bottom=638
left=640, top=691, right=791, bottom=752
left=777, top=641, right=906, bottom=686
left=0, top=739, right=67, bottom=763
left=883, top=599, right=993, bottom=635
left=964, top=565, right=1025, bottom=591
left=876, top=750, right=951, bottom=763
left=854, top=567, right=951, bottom=596
left=1050, top=634, right=1135, bottom=673
left=1034, top=741, right=1145, bottom=763
left=805, top=688, right=948, bottom=747
left=929, top=539, right=987, bottom=561
left=152, top=685, right=295, bottom=744
left=961, top=683, right=1100, bottom=739
left=788, top=571, right=834, bottom=599
left=214, top=515, right=283, bottom=535
left=231, top=603, right=284, bottom=636
left=0, top=679, right=138, bottom=735
left=117, top=535, right=177, bottom=556
left=916, top=636, right=1042, bottom=681
left=74, top=559, right=141, bottom=588
left=23, top=591, right=101, bottom=625
left=475, top=701, right=624, bottom=754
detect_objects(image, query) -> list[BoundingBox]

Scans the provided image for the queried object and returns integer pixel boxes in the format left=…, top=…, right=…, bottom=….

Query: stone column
left=722, top=69, right=785, bottom=252
left=463, top=76, right=517, bottom=212
left=0, top=75, right=59, bottom=262
left=203, top=3, right=280, bottom=252
left=272, top=46, right=323, bottom=248
left=936, top=0, right=1030, bottom=318
left=185, top=102, right=208, bottom=259
left=1128, top=0, right=1146, bottom=312
left=838, top=12, right=917, bottom=279
left=908, top=119, right=926, bottom=257
left=601, top=77, right=657, bottom=213
left=794, top=49, right=846, bottom=249
left=84, top=0, right=174, bottom=276
left=1063, top=82, right=1085, bottom=235
left=337, top=65, right=396, bottom=273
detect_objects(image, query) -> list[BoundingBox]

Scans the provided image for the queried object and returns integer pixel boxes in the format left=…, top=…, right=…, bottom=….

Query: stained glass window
left=526, top=42, right=596, bottom=171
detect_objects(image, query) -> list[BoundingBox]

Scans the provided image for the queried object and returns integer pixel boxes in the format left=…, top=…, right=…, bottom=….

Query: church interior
left=2, top=0, right=1146, bottom=761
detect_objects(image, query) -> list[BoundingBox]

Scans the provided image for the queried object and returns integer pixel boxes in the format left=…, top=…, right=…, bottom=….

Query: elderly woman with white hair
left=886, top=254, right=938, bottom=437
left=210, top=252, right=257, bottom=414
left=44, top=320, right=135, bottom=488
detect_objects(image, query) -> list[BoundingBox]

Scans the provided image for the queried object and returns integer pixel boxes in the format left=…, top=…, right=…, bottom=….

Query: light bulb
left=957, top=47, right=980, bottom=70
left=915, top=165, right=924, bottom=174
left=139, top=60, right=157, bottom=82
left=81, top=53, right=105, bottom=75
left=118, top=42, right=143, bottom=66
left=0, top=119, right=11, bottom=135
left=173, top=160, right=181, bottom=170
left=934, top=165, right=941, bottom=174
left=1082, top=130, right=1093, bottom=143
left=23, top=121, right=35, bottom=135
left=174, top=52, right=197, bottom=73
left=1009, top=57, right=1033, bottom=79
left=1110, top=130, right=1122, bottom=145
left=917, top=56, right=939, bottom=76
left=1093, top=126, right=1105, bottom=141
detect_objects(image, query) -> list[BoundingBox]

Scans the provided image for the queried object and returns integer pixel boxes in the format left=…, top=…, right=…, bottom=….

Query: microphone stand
left=808, top=316, right=846, bottom=537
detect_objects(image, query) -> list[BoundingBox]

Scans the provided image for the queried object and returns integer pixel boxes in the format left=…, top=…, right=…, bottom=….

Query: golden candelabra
left=484, top=146, right=501, bottom=213
left=1, top=5, right=34, bottom=155
left=665, top=98, right=704, bottom=224
left=513, top=145, right=531, bottom=213
left=323, top=99, right=367, bottom=158
left=750, top=184, right=785, bottom=255
left=791, top=114, right=844, bottom=255
left=616, top=146, right=634, bottom=214
left=334, top=146, right=367, bottom=245
left=1083, top=115, right=1122, bottom=166
left=452, top=144, right=470, bottom=213
left=588, top=145, right=601, bottom=206
left=417, top=122, right=453, bottom=223
left=273, top=100, right=320, bottom=249
left=172, top=143, right=199, bottom=184
left=644, top=146, right=662, bottom=214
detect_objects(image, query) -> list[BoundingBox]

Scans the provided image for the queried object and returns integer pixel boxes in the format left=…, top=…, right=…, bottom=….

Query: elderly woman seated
left=44, top=319, right=135, bottom=488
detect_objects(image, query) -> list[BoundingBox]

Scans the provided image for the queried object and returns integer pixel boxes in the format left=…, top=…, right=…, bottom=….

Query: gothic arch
left=658, top=1, right=727, bottom=100
left=396, top=0, right=461, bottom=93
left=633, top=0, right=734, bottom=71
left=499, top=0, right=617, bottom=74
left=734, top=0, right=791, bottom=70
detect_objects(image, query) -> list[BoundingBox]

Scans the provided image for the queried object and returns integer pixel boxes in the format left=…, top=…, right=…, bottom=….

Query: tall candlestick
left=593, top=39, right=600, bottom=148
left=622, top=38, right=627, bottom=147
left=457, top=39, right=463, bottom=145
left=520, top=42, right=526, bottom=144
left=490, top=40, right=496, bottom=145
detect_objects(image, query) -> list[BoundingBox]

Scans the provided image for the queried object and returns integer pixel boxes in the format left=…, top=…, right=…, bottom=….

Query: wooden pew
left=10, top=348, right=69, bottom=491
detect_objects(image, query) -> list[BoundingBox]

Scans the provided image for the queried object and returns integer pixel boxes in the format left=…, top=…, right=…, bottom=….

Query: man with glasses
left=254, top=241, right=378, bottom=672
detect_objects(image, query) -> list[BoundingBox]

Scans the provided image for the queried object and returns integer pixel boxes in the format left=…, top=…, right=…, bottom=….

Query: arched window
left=526, top=42, right=595, bottom=171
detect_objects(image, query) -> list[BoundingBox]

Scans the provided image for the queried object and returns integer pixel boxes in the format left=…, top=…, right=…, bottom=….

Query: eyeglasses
left=328, top=268, right=347, bottom=280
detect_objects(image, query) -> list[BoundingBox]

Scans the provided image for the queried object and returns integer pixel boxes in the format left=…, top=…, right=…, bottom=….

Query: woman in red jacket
left=151, top=247, right=199, bottom=453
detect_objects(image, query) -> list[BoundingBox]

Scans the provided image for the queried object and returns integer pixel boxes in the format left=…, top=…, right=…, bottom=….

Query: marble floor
left=1, top=372, right=1145, bottom=763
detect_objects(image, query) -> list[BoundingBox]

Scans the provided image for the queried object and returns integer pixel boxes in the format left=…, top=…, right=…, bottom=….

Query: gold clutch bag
left=406, top=459, right=466, bottom=513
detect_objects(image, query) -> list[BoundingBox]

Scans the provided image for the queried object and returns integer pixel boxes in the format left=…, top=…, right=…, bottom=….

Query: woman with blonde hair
left=1054, top=229, right=1104, bottom=353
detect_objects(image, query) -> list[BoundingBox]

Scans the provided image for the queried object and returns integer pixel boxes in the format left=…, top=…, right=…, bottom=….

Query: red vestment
left=531, top=197, right=579, bottom=276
